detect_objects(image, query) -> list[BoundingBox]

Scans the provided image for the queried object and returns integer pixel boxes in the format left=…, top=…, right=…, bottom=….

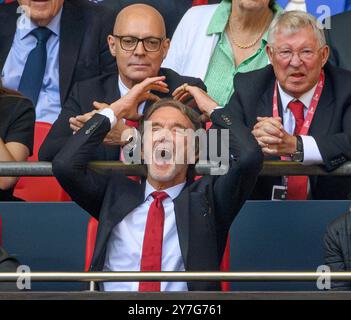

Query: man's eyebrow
left=151, top=121, right=189, bottom=130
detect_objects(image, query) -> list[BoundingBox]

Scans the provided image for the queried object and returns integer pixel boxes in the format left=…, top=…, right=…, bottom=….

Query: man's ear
left=321, top=45, right=330, bottom=67
left=162, top=38, right=171, bottom=60
left=107, top=35, right=117, bottom=57
left=266, top=44, right=274, bottom=64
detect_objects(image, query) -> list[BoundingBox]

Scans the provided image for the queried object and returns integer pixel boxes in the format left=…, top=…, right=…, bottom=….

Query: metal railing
left=0, top=161, right=351, bottom=176
left=1, top=271, right=350, bottom=282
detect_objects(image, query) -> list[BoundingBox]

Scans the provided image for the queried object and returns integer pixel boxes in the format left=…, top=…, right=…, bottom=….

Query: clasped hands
left=69, top=76, right=218, bottom=145
left=252, top=116, right=297, bottom=157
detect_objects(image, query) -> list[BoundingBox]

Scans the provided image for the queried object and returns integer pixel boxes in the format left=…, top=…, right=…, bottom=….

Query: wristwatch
left=291, top=135, right=304, bottom=162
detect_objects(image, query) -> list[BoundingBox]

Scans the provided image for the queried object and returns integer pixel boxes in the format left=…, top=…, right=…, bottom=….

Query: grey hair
left=267, top=10, right=326, bottom=47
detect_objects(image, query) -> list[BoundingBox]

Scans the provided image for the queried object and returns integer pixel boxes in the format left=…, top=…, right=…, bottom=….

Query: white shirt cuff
left=98, top=108, right=117, bottom=128
left=300, top=135, right=324, bottom=165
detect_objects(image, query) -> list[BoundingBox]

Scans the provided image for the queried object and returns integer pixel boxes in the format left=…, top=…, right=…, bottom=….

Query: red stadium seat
left=192, top=0, right=209, bottom=5
left=13, top=122, right=71, bottom=202
left=84, top=217, right=98, bottom=272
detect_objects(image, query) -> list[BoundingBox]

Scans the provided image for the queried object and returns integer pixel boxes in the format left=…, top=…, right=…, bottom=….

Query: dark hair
left=142, top=98, right=203, bottom=131
left=0, top=80, right=21, bottom=97
left=269, top=0, right=276, bottom=9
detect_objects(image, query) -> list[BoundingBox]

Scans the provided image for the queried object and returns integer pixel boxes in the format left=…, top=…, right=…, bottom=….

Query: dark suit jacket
left=0, top=0, right=117, bottom=105
left=0, top=246, right=19, bottom=291
left=52, top=106, right=263, bottom=291
left=39, top=68, right=206, bottom=161
left=324, top=210, right=351, bottom=290
left=325, top=11, right=351, bottom=72
left=97, top=0, right=221, bottom=38
left=228, top=63, right=351, bottom=200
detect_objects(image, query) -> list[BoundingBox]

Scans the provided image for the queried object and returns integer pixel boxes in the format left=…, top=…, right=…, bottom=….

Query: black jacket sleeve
left=39, top=84, right=83, bottom=161
left=52, top=114, right=112, bottom=218
left=209, top=106, right=263, bottom=230
left=324, top=211, right=351, bottom=290
left=5, top=97, right=35, bottom=156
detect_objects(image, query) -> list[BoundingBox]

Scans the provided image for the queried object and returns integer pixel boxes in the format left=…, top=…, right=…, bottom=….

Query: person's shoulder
left=185, top=4, right=219, bottom=15
left=72, top=72, right=117, bottom=91
left=0, top=2, right=19, bottom=23
left=327, top=210, right=351, bottom=237
left=0, top=2, right=18, bottom=14
left=180, top=4, right=219, bottom=24
left=235, top=65, right=275, bottom=87
left=160, top=67, right=205, bottom=90
left=329, top=10, right=351, bottom=26
left=160, top=67, right=202, bottom=83
left=64, top=0, right=116, bottom=19
left=0, top=95, right=33, bottom=110
left=325, top=63, right=351, bottom=90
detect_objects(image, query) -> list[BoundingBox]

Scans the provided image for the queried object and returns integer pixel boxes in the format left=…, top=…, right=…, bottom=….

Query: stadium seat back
left=13, top=122, right=71, bottom=202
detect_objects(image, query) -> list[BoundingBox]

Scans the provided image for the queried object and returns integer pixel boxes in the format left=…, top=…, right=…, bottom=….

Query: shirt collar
left=144, top=180, right=186, bottom=201
left=278, top=82, right=318, bottom=112
left=206, top=0, right=282, bottom=36
left=19, top=7, right=62, bottom=40
left=118, top=76, right=129, bottom=97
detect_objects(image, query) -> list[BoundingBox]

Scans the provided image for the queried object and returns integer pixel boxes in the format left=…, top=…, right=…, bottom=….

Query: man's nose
left=289, top=52, right=303, bottom=67
left=133, top=40, right=146, bottom=55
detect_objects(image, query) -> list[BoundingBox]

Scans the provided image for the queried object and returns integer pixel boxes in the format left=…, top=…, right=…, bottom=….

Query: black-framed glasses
left=113, top=35, right=164, bottom=52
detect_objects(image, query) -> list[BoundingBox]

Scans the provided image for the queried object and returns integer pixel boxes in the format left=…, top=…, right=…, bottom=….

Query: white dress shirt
left=103, top=180, right=188, bottom=292
left=1, top=9, right=62, bottom=124
left=285, top=0, right=307, bottom=12
left=278, top=83, right=324, bottom=165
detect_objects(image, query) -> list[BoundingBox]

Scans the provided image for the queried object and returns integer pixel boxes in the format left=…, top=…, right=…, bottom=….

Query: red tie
left=125, top=119, right=139, bottom=129
left=139, top=191, right=169, bottom=292
left=192, top=0, right=208, bottom=5
left=287, top=100, right=308, bottom=200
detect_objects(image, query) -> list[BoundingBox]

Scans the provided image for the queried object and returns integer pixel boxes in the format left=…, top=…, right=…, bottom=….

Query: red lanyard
left=272, top=70, right=325, bottom=136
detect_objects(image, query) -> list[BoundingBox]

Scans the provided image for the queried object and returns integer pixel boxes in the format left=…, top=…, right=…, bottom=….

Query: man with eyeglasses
left=39, top=3, right=205, bottom=161
left=227, top=10, right=351, bottom=200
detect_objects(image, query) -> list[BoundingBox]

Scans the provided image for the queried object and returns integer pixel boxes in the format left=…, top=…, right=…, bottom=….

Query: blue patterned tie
left=18, top=27, right=52, bottom=106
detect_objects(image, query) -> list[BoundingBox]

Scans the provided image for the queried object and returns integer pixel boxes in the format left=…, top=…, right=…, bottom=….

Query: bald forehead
left=114, top=4, right=166, bottom=37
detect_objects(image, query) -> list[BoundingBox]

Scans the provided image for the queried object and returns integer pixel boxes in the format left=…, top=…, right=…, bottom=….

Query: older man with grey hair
left=227, top=10, right=351, bottom=200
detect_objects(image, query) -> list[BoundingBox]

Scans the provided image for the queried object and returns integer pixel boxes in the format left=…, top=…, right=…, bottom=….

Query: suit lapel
left=309, top=73, right=334, bottom=136
left=59, top=1, right=85, bottom=103
left=257, top=78, right=276, bottom=119
left=104, top=73, right=120, bottom=104
left=173, top=187, right=190, bottom=267
left=0, top=4, right=18, bottom=72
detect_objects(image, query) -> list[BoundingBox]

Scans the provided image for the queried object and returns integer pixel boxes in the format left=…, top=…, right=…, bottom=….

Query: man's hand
left=98, top=76, right=169, bottom=121
left=69, top=110, right=98, bottom=133
left=252, top=116, right=297, bottom=156
left=103, top=119, right=135, bottom=146
left=172, top=84, right=218, bottom=121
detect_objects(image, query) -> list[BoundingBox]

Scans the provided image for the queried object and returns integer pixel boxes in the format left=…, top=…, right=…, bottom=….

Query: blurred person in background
left=163, top=0, right=282, bottom=106
left=324, top=207, right=351, bottom=291
left=0, top=82, right=35, bottom=201
left=0, top=0, right=116, bottom=124
left=89, top=0, right=222, bottom=38
left=0, top=81, right=35, bottom=291
left=324, top=11, right=351, bottom=71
